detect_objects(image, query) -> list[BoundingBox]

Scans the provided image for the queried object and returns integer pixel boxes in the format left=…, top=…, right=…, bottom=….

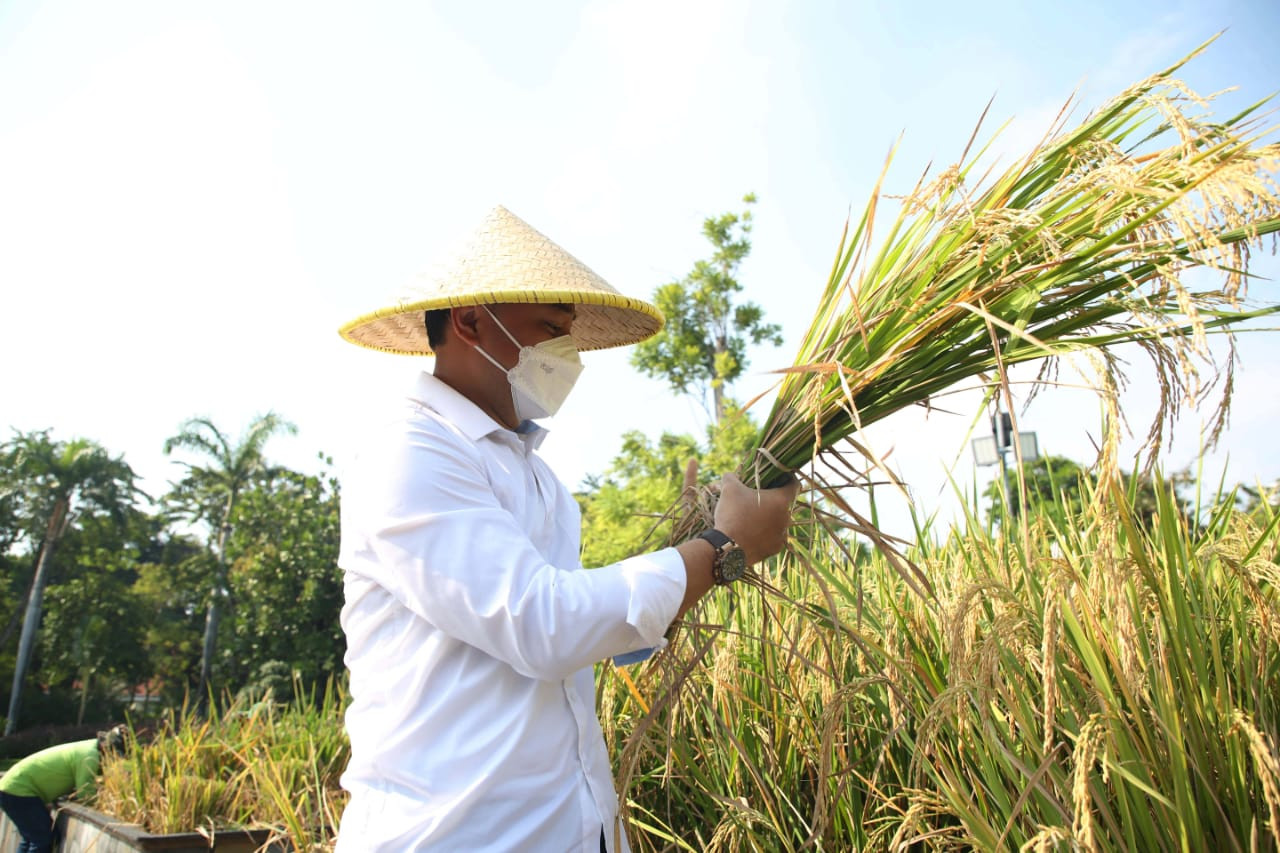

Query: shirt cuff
left=613, top=642, right=662, bottom=667
left=616, top=547, right=686, bottom=647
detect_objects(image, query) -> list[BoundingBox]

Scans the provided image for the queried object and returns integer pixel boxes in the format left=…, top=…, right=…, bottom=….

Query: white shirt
left=335, top=372, right=686, bottom=852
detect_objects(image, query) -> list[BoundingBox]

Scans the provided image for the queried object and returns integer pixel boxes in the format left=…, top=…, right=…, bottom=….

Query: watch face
left=718, top=547, right=748, bottom=583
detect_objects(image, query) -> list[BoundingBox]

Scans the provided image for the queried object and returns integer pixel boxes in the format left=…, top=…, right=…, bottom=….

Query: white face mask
left=474, top=307, right=583, bottom=421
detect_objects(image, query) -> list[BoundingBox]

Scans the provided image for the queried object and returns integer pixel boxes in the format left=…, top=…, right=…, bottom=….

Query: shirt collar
left=410, top=372, right=550, bottom=452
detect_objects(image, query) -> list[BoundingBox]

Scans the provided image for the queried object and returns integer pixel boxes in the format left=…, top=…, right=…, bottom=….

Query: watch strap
left=696, top=528, right=732, bottom=551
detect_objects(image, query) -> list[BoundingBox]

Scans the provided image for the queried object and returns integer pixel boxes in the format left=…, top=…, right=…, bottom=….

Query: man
left=335, top=206, right=798, bottom=851
left=0, top=726, right=127, bottom=853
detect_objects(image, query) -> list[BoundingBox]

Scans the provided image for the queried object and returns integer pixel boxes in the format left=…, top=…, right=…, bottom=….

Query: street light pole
left=972, top=399, right=1038, bottom=526
left=992, top=407, right=1014, bottom=518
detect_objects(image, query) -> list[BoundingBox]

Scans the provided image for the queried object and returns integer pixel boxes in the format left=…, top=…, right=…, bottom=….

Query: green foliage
left=984, top=454, right=1193, bottom=531
left=163, top=413, right=297, bottom=702
left=630, top=194, right=783, bottom=421
left=163, top=412, right=297, bottom=536
left=0, top=430, right=142, bottom=541
left=579, top=431, right=698, bottom=568
left=984, top=454, right=1091, bottom=522
left=131, top=533, right=213, bottom=703
left=578, top=406, right=761, bottom=567
left=235, top=661, right=296, bottom=706
left=37, top=516, right=151, bottom=723
left=222, top=463, right=344, bottom=693
left=0, top=429, right=143, bottom=734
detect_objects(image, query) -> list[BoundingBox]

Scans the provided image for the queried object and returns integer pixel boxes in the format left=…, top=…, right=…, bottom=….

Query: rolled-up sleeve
left=341, top=417, right=686, bottom=682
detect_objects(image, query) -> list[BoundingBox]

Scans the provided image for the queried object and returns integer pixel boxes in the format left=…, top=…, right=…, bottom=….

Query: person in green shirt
left=0, top=726, right=125, bottom=853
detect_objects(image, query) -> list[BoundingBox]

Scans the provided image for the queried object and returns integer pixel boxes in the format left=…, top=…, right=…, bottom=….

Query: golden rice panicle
left=1070, top=714, right=1105, bottom=852
left=1231, top=710, right=1280, bottom=848
left=710, top=624, right=739, bottom=712
left=1020, top=825, right=1072, bottom=853
left=1040, top=571, right=1063, bottom=756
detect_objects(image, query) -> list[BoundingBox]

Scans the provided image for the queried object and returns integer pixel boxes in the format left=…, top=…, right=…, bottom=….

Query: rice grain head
left=1231, top=710, right=1280, bottom=848
left=1041, top=578, right=1062, bottom=756
left=1019, top=824, right=1072, bottom=853
left=1071, top=715, right=1104, bottom=852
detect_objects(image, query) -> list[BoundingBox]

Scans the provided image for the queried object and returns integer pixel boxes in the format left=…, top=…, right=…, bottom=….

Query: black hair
left=424, top=309, right=450, bottom=349
left=97, top=725, right=128, bottom=757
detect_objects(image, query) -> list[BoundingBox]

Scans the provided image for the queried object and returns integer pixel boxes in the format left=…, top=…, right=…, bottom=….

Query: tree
left=579, top=431, right=700, bottom=567
left=630, top=194, right=783, bottom=423
left=578, top=406, right=760, bottom=566
left=983, top=455, right=1192, bottom=532
left=222, top=462, right=343, bottom=694
left=1, top=430, right=140, bottom=735
left=983, top=455, right=1092, bottom=529
left=131, top=531, right=210, bottom=706
left=1238, top=480, right=1279, bottom=524
left=163, top=413, right=296, bottom=705
left=37, top=516, right=150, bottom=725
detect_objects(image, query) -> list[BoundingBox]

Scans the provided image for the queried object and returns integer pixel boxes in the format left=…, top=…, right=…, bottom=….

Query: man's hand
left=672, top=462, right=800, bottom=619
left=713, top=471, right=800, bottom=566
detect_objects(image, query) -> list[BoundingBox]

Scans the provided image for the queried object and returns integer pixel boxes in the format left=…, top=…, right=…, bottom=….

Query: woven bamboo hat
left=339, top=206, right=664, bottom=355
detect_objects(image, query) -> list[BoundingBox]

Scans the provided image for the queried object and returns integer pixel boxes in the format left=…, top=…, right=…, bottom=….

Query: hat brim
left=339, top=288, right=663, bottom=356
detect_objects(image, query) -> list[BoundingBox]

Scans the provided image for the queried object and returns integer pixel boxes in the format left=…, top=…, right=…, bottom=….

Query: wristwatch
left=696, top=529, right=747, bottom=585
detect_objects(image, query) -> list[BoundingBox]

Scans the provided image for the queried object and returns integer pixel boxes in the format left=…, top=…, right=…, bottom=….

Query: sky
left=1, top=0, right=1278, bottom=542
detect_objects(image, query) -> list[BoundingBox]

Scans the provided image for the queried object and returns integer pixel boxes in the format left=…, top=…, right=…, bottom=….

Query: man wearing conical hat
left=335, top=207, right=797, bottom=852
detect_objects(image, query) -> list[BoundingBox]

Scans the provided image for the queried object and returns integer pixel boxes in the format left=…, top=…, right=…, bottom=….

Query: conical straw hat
left=339, top=206, right=663, bottom=355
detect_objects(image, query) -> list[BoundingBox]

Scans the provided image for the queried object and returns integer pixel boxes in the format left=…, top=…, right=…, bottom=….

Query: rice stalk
left=721, top=40, right=1278, bottom=514
left=623, top=47, right=1279, bottom=842
left=93, top=682, right=348, bottom=848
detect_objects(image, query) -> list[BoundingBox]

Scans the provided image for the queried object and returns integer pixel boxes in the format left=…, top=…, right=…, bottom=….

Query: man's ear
left=449, top=306, right=482, bottom=346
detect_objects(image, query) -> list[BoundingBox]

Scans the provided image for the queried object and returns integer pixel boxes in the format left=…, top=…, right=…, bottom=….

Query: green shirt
left=0, top=739, right=100, bottom=802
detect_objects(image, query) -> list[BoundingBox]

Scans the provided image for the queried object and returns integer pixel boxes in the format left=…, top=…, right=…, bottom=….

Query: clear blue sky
left=1, top=0, right=1277, bottom=540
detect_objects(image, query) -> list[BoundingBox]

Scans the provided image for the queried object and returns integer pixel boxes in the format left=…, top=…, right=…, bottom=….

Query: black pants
left=0, top=791, right=53, bottom=853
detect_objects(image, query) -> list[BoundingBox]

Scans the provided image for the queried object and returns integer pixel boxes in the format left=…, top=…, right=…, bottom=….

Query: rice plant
left=85, top=480, right=1280, bottom=851
left=615, top=40, right=1280, bottom=851
left=735, top=42, right=1278, bottom=504
left=604, top=472, right=1280, bottom=850
left=94, top=679, right=349, bottom=850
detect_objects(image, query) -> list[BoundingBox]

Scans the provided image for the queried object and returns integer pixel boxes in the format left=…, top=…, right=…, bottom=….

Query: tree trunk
left=0, top=534, right=48, bottom=650
left=5, top=497, right=70, bottom=736
left=76, top=666, right=91, bottom=726
left=712, top=335, right=728, bottom=426
left=197, top=499, right=234, bottom=713
left=197, top=596, right=220, bottom=710
left=0, top=577, right=33, bottom=651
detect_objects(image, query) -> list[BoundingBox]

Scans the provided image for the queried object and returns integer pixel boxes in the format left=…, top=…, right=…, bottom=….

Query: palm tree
left=2, top=431, right=140, bottom=735
left=163, top=413, right=296, bottom=705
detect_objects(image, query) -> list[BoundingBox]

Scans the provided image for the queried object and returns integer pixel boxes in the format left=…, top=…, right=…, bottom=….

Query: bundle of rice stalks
left=729, top=41, right=1279, bottom=527
left=620, top=42, right=1280, bottom=842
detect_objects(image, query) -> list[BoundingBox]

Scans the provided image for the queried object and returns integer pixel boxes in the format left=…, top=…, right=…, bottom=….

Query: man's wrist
left=673, top=537, right=717, bottom=618
left=696, top=528, right=748, bottom=584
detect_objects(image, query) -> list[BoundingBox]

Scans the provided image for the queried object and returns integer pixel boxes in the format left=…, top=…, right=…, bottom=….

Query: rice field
left=90, top=472, right=1279, bottom=852
left=87, top=42, right=1280, bottom=852
left=603, top=473, right=1280, bottom=851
